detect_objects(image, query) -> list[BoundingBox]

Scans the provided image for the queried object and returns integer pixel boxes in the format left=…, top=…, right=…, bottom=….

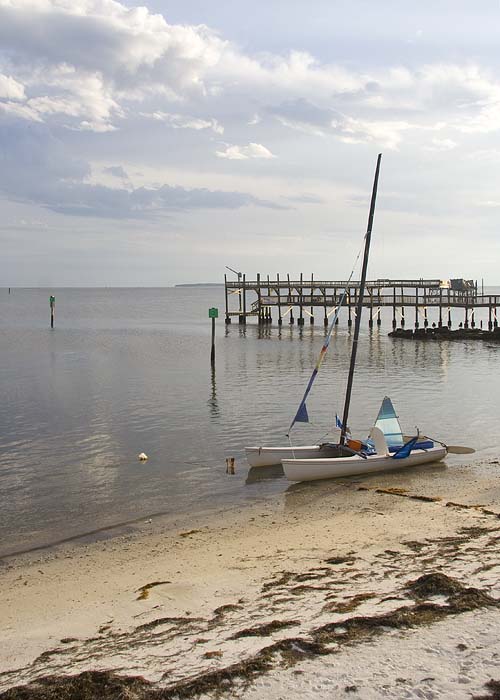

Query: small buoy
left=138, top=452, right=148, bottom=461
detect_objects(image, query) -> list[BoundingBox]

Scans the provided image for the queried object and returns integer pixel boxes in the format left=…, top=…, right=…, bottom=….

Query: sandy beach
left=2, top=457, right=500, bottom=699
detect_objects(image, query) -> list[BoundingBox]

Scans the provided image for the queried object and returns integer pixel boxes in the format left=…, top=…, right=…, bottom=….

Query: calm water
left=0, top=287, right=499, bottom=557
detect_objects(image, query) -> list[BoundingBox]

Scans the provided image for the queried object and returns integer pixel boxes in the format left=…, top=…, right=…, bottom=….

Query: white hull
left=282, top=445, right=447, bottom=482
left=245, top=444, right=336, bottom=468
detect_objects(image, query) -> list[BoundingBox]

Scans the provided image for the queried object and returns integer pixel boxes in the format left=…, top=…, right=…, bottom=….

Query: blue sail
left=374, top=397, right=404, bottom=448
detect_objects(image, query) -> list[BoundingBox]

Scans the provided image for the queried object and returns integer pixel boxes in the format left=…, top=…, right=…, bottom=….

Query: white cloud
left=1, top=0, right=500, bottom=147
left=0, top=73, right=25, bottom=99
left=216, top=142, right=276, bottom=160
left=141, top=110, right=224, bottom=134
left=425, top=138, right=457, bottom=151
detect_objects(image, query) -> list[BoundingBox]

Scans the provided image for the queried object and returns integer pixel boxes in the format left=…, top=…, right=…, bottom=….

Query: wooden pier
left=224, top=276, right=499, bottom=330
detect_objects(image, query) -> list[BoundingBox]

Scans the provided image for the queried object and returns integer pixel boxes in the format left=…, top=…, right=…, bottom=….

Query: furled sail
left=374, top=396, right=404, bottom=448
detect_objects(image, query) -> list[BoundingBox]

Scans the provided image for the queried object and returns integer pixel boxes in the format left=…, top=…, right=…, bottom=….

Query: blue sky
left=1, top=0, right=500, bottom=285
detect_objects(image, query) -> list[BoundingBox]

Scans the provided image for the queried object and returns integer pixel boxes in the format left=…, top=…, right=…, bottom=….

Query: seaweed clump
left=473, top=679, right=500, bottom=699
left=0, top=670, right=152, bottom=700
left=230, top=619, right=300, bottom=639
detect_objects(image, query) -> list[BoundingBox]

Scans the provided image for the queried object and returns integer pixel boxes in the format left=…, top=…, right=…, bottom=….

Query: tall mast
left=340, top=153, right=382, bottom=445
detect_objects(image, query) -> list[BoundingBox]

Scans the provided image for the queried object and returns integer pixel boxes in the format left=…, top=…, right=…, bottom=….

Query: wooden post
left=241, top=274, right=246, bottom=324
left=49, top=295, right=55, bottom=328
left=277, top=273, right=282, bottom=325
left=400, top=286, right=405, bottom=326
left=414, top=286, right=419, bottom=329
left=267, top=274, right=271, bottom=323
left=438, top=288, right=443, bottom=328
left=298, top=273, right=304, bottom=325
left=392, top=285, right=396, bottom=329
left=489, top=300, right=493, bottom=330
left=287, top=273, right=294, bottom=324
left=309, top=272, right=314, bottom=325
left=224, top=274, right=230, bottom=324
left=377, top=287, right=381, bottom=325
left=323, top=287, right=328, bottom=326
left=464, top=304, right=469, bottom=329
left=348, top=288, right=353, bottom=327
left=257, top=273, right=262, bottom=325
left=209, top=307, right=218, bottom=365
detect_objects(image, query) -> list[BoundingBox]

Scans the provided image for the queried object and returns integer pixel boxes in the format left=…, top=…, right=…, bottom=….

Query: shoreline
left=2, top=456, right=500, bottom=698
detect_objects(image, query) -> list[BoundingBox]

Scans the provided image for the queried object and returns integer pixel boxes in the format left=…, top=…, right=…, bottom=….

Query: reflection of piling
left=225, top=457, right=235, bottom=474
left=49, top=295, right=55, bottom=329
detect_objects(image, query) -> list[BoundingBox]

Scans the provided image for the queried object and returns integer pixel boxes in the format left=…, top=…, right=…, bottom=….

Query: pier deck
left=224, top=275, right=498, bottom=330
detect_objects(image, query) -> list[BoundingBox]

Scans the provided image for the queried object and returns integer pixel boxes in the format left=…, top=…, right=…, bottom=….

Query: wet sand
left=2, top=456, right=500, bottom=699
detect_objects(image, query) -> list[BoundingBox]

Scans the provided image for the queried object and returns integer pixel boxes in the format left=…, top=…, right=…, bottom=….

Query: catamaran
left=245, top=154, right=449, bottom=481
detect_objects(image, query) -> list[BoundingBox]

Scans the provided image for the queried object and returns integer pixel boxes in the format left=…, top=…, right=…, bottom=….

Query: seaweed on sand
left=229, top=619, right=300, bottom=639
left=322, top=593, right=375, bottom=614
left=473, top=680, right=500, bottom=699
left=136, top=581, right=171, bottom=600
left=2, top=574, right=497, bottom=700
left=312, top=573, right=498, bottom=647
left=0, top=670, right=152, bottom=700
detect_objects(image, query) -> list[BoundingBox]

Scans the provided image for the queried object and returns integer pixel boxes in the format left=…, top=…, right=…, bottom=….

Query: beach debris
left=138, top=452, right=148, bottom=461
left=135, top=581, right=171, bottom=601
left=230, top=619, right=300, bottom=639
left=203, top=650, right=223, bottom=659
left=225, top=456, right=235, bottom=474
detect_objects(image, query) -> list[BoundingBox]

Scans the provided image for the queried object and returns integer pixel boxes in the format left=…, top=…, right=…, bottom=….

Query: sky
left=1, top=0, right=500, bottom=286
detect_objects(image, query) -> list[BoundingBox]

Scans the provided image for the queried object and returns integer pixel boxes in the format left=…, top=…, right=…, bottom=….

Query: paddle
left=416, top=434, right=476, bottom=455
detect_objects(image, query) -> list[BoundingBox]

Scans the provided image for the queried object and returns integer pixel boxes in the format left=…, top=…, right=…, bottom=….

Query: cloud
left=104, top=165, right=128, bottom=179
left=0, top=73, right=25, bottom=99
left=216, top=142, right=276, bottom=159
left=286, top=193, right=324, bottom=204
left=141, top=111, right=223, bottom=134
left=1, top=0, right=500, bottom=148
left=0, top=121, right=284, bottom=218
left=44, top=183, right=284, bottom=218
left=425, top=138, right=457, bottom=152
left=269, top=98, right=411, bottom=149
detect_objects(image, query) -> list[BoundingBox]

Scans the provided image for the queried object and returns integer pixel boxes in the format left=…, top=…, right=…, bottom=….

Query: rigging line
left=286, top=228, right=368, bottom=438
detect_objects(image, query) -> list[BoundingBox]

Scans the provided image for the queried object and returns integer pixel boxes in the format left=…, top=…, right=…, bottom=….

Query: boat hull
left=282, top=446, right=447, bottom=482
left=245, top=444, right=337, bottom=468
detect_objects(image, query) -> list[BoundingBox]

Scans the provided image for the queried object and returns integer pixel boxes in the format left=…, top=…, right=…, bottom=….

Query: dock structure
left=224, top=276, right=499, bottom=330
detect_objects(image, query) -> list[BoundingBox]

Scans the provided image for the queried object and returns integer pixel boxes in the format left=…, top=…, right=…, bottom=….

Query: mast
left=340, top=153, right=382, bottom=445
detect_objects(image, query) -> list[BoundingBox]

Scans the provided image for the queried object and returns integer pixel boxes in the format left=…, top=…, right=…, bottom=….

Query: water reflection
left=1, top=287, right=499, bottom=555
left=207, top=366, right=220, bottom=419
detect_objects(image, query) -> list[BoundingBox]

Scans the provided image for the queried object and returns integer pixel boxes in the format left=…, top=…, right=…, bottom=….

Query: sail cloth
left=374, top=397, right=404, bottom=448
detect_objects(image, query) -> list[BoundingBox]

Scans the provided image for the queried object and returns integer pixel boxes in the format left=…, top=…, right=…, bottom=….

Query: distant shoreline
left=174, top=283, right=224, bottom=287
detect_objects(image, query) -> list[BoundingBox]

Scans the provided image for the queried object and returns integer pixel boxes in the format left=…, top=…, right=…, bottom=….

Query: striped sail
left=374, top=397, right=404, bottom=448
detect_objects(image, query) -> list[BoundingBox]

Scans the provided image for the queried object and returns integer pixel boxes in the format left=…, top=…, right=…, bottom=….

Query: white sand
left=1, top=458, right=500, bottom=698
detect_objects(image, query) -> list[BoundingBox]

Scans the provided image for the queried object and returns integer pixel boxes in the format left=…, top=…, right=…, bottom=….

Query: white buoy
left=138, top=452, right=148, bottom=461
